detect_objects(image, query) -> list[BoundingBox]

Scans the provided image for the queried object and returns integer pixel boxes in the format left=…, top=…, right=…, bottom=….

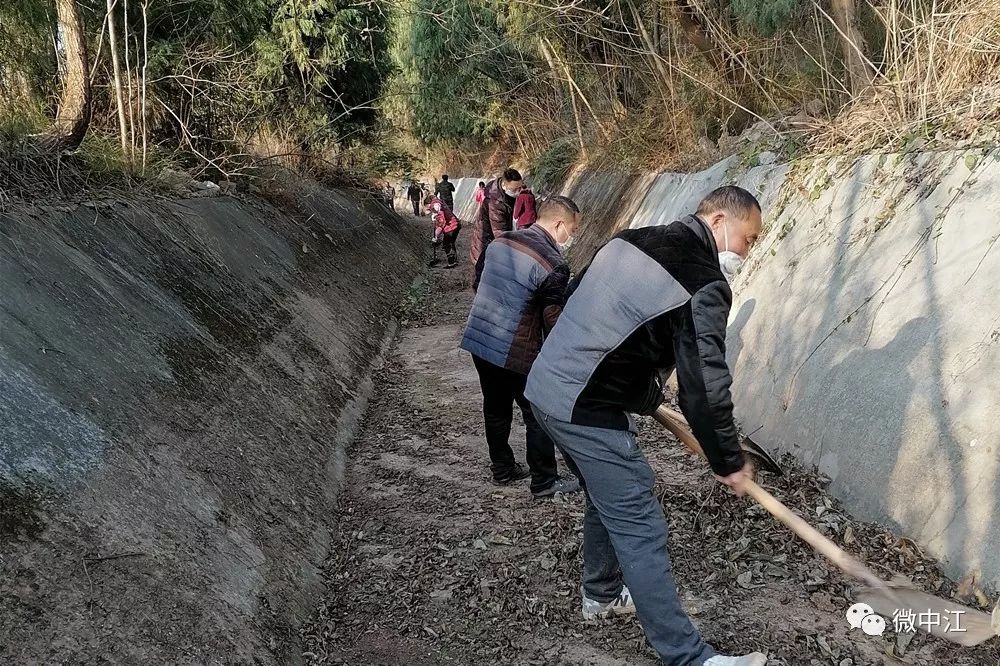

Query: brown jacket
left=470, top=177, right=516, bottom=284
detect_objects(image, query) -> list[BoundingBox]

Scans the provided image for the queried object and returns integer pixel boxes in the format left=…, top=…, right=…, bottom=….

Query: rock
left=156, top=167, right=192, bottom=189
left=698, top=137, right=717, bottom=154
left=190, top=180, right=221, bottom=197
left=757, top=151, right=778, bottom=166
left=218, top=180, right=236, bottom=194
left=745, top=120, right=771, bottom=141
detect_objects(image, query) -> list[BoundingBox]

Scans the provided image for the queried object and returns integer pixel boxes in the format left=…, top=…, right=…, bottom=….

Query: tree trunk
left=672, top=1, right=748, bottom=90
left=44, top=0, right=91, bottom=151
left=106, top=0, right=131, bottom=158
left=829, top=0, right=875, bottom=96
left=140, top=0, right=149, bottom=173
left=540, top=38, right=587, bottom=158
left=671, top=0, right=756, bottom=128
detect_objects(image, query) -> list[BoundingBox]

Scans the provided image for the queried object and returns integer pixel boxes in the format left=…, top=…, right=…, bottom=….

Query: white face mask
left=554, top=220, right=575, bottom=251
left=718, top=220, right=744, bottom=281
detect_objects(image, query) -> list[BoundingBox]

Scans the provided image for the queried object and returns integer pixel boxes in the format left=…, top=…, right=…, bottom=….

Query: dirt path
left=302, top=225, right=998, bottom=666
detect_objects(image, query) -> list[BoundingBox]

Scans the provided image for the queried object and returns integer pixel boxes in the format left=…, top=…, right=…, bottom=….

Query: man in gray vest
left=525, top=186, right=766, bottom=666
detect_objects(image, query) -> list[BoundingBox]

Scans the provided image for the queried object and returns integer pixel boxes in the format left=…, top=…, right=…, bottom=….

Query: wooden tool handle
left=653, top=405, right=885, bottom=589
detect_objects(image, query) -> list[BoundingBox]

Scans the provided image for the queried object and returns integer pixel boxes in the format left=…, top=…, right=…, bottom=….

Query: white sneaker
left=581, top=585, right=636, bottom=620
left=704, top=653, right=768, bottom=666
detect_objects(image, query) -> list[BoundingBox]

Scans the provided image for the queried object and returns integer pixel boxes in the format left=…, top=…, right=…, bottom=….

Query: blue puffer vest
left=460, top=224, right=565, bottom=374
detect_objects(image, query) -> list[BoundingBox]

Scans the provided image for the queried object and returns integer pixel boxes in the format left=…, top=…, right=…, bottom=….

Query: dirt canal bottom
left=302, top=227, right=998, bottom=666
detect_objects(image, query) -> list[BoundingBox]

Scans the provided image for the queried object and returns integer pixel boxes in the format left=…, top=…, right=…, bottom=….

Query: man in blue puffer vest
left=460, top=196, right=583, bottom=498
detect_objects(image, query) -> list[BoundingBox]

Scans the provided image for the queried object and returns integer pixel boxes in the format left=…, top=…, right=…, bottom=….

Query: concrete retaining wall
left=453, top=150, right=1000, bottom=588
left=0, top=181, right=423, bottom=662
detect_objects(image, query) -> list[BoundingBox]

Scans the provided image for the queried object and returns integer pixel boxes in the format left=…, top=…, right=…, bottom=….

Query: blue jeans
left=532, top=405, right=716, bottom=666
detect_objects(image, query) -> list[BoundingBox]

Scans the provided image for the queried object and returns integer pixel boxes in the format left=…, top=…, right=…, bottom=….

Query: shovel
left=428, top=237, right=441, bottom=267
left=657, top=405, right=783, bottom=476
left=653, top=405, right=1000, bottom=647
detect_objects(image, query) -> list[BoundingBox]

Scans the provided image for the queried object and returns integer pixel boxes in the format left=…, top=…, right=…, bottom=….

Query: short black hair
left=696, top=186, right=761, bottom=219
left=478, top=181, right=485, bottom=187
left=538, top=195, right=580, bottom=220
left=441, top=174, right=449, bottom=181
left=502, top=167, right=522, bottom=182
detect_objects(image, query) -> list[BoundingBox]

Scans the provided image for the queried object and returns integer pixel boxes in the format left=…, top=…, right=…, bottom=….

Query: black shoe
left=493, top=463, right=531, bottom=485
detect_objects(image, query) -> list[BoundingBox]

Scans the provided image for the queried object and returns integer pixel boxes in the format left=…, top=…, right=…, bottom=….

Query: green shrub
left=529, top=138, right=578, bottom=193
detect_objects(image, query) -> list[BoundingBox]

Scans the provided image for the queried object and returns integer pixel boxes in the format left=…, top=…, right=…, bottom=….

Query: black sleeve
left=565, top=262, right=590, bottom=300
left=670, top=281, right=745, bottom=476
left=537, top=263, right=570, bottom=332
left=473, top=251, right=486, bottom=292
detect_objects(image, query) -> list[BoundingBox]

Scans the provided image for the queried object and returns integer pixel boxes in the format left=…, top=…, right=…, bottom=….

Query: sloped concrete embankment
left=0, top=183, right=423, bottom=662
left=454, top=151, right=1000, bottom=590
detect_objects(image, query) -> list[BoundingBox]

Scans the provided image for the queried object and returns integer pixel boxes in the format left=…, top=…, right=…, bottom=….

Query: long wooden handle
left=653, top=405, right=885, bottom=589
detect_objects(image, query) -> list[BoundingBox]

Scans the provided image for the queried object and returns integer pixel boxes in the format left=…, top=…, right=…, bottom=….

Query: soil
left=302, top=227, right=999, bottom=666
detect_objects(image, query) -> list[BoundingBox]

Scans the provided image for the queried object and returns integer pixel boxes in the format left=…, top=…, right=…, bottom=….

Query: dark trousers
left=442, top=229, right=459, bottom=264
left=471, top=355, right=558, bottom=493
left=411, top=199, right=420, bottom=215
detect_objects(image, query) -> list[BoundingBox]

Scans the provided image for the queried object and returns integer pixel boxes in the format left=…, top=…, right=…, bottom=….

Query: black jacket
left=435, top=180, right=455, bottom=209
left=525, top=215, right=746, bottom=476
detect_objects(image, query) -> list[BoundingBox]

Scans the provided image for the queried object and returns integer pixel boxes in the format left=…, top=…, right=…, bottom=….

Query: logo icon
left=846, top=602, right=874, bottom=629
left=862, top=614, right=886, bottom=636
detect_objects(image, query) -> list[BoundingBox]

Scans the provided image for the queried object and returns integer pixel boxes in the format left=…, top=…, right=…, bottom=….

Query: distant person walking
left=435, top=174, right=456, bottom=210
left=473, top=181, right=487, bottom=206
left=471, top=168, right=523, bottom=290
left=460, top=196, right=583, bottom=496
left=513, top=186, right=537, bottom=229
left=385, top=182, right=396, bottom=211
left=406, top=182, right=422, bottom=216
left=426, top=194, right=461, bottom=268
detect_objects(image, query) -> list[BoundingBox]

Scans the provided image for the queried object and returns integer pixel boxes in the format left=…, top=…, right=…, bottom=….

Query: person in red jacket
left=513, top=187, right=537, bottom=229
left=425, top=195, right=461, bottom=267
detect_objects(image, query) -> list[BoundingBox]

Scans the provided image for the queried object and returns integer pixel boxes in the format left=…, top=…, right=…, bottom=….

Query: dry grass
left=497, top=0, right=1000, bottom=184
left=814, top=2, right=1000, bottom=153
